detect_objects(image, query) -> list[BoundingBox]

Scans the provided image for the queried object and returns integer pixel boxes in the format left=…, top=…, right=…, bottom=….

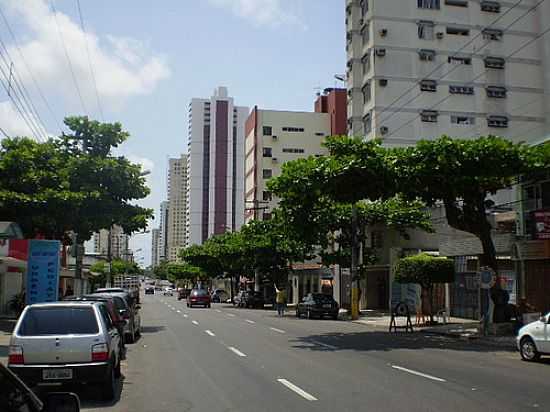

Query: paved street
left=79, top=294, right=550, bottom=412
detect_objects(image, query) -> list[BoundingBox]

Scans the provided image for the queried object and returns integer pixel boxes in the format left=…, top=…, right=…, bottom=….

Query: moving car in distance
left=145, top=286, right=155, bottom=294
left=211, top=289, right=228, bottom=303
left=178, top=288, right=191, bottom=300
left=517, top=312, right=550, bottom=361
left=163, top=287, right=174, bottom=296
left=296, top=293, right=339, bottom=320
left=187, top=289, right=211, bottom=308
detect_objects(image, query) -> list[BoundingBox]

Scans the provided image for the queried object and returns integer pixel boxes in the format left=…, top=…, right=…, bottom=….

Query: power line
left=0, top=4, right=63, bottom=134
left=374, top=0, right=532, bottom=127
left=385, top=21, right=550, bottom=139
left=75, top=0, right=104, bottom=121
left=0, top=126, right=11, bottom=138
left=50, top=0, right=88, bottom=116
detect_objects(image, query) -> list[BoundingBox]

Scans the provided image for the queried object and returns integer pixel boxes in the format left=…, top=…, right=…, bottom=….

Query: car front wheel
left=520, top=337, right=540, bottom=361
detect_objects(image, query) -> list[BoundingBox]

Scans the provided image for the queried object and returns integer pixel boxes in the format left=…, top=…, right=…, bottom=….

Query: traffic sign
left=479, top=266, right=496, bottom=289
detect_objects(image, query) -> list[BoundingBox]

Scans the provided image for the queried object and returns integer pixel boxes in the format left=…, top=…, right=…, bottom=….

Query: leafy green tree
left=0, top=116, right=153, bottom=241
left=394, top=253, right=455, bottom=323
left=89, top=259, right=141, bottom=289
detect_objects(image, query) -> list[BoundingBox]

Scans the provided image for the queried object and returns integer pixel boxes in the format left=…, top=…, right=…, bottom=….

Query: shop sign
left=26, top=240, right=60, bottom=305
left=533, top=210, right=550, bottom=240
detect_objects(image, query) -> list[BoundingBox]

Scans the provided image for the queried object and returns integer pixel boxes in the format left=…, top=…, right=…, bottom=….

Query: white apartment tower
left=93, top=225, right=130, bottom=260
left=346, top=0, right=550, bottom=145
left=167, top=155, right=189, bottom=261
left=186, top=87, right=249, bottom=245
left=151, top=228, right=160, bottom=268
left=158, top=200, right=169, bottom=262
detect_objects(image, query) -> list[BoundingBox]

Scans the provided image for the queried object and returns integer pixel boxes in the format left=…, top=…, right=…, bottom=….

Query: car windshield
left=18, top=307, right=99, bottom=335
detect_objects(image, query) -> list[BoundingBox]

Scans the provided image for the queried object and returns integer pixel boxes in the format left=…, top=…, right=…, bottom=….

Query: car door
left=542, top=313, right=550, bottom=354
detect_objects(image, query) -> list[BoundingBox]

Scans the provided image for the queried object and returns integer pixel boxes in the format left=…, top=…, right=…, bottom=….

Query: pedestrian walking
left=274, top=283, right=286, bottom=317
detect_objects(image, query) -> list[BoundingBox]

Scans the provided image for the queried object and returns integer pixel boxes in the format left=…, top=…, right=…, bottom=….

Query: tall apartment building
left=245, top=88, right=347, bottom=222
left=345, top=0, right=550, bottom=145
left=151, top=228, right=160, bottom=268
left=93, top=225, right=130, bottom=260
left=166, top=155, right=189, bottom=261
left=158, top=201, right=169, bottom=262
left=186, top=87, right=249, bottom=245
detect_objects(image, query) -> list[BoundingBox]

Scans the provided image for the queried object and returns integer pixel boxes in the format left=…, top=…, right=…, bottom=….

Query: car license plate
left=43, top=368, right=72, bottom=380
left=323, top=304, right=331, bottom=309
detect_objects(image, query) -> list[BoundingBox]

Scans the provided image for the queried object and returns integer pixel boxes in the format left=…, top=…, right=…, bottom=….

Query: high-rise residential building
left=345, top=0, right=550, bottom=145
left=158, top=201, right=169, bottom=262
left=167, top=155, right=189, bottom=261
left=93, top=225, right=130, bottom=260
left=151, top=228, right=160, bottom=268
left=244, top=108, right=332, bottom=222
left=186, top=86, right=249, bottom=245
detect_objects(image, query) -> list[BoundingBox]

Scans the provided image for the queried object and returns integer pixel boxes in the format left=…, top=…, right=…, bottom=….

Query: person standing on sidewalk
left=274, top=284, right=286, bottom=317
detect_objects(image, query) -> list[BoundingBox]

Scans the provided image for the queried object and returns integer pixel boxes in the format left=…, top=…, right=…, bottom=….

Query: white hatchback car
left=517, top=312, right=550, bottom=361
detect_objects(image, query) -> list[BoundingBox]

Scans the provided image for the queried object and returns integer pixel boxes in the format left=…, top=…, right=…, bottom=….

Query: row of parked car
left=7, top=287, right=142, bottom=404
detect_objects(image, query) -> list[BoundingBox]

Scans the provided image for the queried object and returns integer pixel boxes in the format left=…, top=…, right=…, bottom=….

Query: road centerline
left=391, top=365, right=447, bottom=382
left=245, top=319, right=255, bottom=324
left=269, top=327, right=286, bottom=334
left=228, top=346, right=247, bottom=357
left=226, top=313, right=236, bottom=317
left=192, top=320, right=199, bottom=326
left=277, top=378, right=318, bottom=401
left=205, top=330, right=215, bottom=337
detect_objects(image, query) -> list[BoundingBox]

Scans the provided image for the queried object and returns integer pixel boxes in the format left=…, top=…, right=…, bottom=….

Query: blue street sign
left=26, top=240, right=60, bottom=305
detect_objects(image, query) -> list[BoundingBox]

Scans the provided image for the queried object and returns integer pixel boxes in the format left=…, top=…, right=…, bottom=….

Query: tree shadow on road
left=290, top=330, right=518, bottom=354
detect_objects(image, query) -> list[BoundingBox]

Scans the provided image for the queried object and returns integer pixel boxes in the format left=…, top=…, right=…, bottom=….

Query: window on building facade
left=315, top=132, right=325, bottom=136
left=263, top=191, right=272, bottom=201
left=282, top=148, right=305, bottom=153
left=263, top=126, right=272, bottom=136
left=363, top=112, right=372, bottom=134
left=481, top=1, right=500, bottom=12
left=487, top=115, right=508, bottom=128
left=420, top=79, right=437, bottom=92
left=418, top=0, right=440, bottom=9
left=445, top=0, right=468, bottom=6
left=486, top=86, right=507, bottom=98
left=448, top=56, right=472, bottom=65
left=362, top=51, right=371, bottom=73
left=421, top=110, right=439, bottom=122
left=282, top=127, right=305, bottom=132
left=482, top=28, right=503, bottom=41
left=419, top=49, right=436, bottom=61
left=449, top=85, right=474, bottom=94
left=361, top=23, right=370, bottom=46
left=451, top=115, right=475, bottom=125
left=362, top=82, right=371, bottom=104
left=447, top=26, right=470, bottom=36
left=262, top=147, right=272, bottom=157
left=262, top=169, right=272, bottom=179
left=418, top=21, right=435, bottom=40
left=484, top=56, right=505, bottom=69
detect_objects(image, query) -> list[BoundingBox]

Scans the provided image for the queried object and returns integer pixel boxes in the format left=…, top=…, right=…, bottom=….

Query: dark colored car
left=187, top=289, right=211, bottom=308
left=211, top=289, right=228, bottom=303
left=64, top=295, right=126, bottom=357
left=1, top=362, right=80, bottom=412
left=242, top=291, right=265, bottom=309
left=296, top=293, right=339, bottom=320
left=90, top=293, right=141, bottom=343
left=145, top=286, right=155, bottom=294
left=178, top=288, right=191, bottom=300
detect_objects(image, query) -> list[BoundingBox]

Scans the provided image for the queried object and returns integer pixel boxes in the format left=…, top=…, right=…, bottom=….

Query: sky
left=0, top=0, right=346, bottom=266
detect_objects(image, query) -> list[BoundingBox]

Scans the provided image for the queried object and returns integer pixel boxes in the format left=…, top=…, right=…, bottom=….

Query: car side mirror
left=44, top=392, right=80, bottom=412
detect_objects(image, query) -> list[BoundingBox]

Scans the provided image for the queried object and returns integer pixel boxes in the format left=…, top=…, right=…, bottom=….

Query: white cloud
left=0, top=101, right=37, bottom=138
left=4, top=0, right=171, bottom=113
left=207, top=0, right=305, bottom=29
left=127, top=154, right=154, bottom=174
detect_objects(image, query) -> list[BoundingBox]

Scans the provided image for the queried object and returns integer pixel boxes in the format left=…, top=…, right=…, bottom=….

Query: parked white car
left=517, top=312, right=550, bottom=361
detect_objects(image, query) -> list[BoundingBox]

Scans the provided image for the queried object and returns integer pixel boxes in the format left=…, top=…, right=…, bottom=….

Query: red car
left=187, top=289, right=211, bottom=308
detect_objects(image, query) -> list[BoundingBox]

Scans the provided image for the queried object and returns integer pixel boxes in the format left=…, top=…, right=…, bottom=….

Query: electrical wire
left=385, top=24, right=550, bottom=140
left=50, top=0, right=88, bottom=116
left=0, top=4, right=63, bottom=134
left=75, top=0, right=104, bottom=121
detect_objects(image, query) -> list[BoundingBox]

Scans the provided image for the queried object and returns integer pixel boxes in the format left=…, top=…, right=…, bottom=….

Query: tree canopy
left=394, top=253, right=455, bottom=288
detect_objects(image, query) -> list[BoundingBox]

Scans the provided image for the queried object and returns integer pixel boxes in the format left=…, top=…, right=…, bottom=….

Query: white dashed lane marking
left=192, top=320, right=199, bottom=326
left=391, top=365, right=447, bottom=382
left=269, top=327, right=285, bottom=334
left=277, top=379, right=318, bottom=401
left=205, top=330, right=215, bottom=337
left=228, top=346, right=247, bottom=357
left=245, top=319, right=255, bottom=324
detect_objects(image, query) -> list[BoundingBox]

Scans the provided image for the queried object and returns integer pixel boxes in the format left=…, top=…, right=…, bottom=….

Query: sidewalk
left=351, top=310, right=517, bottom=350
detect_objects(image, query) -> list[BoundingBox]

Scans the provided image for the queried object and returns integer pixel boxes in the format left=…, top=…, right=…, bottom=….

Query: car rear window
left=312, top=294, right=334, bottom=303
left=18, top=307, right=99, bottom=335
left=192, top=289, right=208, bottom=297
left=111, top=296, right=127, bottom=311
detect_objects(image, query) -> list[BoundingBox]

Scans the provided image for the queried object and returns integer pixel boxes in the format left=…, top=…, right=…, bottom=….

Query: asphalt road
left=80, top=293, right=550, bottom=412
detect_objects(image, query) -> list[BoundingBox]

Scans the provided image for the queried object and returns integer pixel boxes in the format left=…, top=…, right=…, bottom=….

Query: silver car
left=8, top=301, right=123, bottom=401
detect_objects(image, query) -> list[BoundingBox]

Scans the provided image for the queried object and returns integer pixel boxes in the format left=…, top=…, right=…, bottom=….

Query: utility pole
left=350, top=204, right=360, bottom=320
left=106, top=226, right=112, bottom=287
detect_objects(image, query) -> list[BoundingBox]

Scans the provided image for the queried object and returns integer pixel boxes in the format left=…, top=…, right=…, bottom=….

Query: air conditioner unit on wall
left=272, top=135, right=278, bottom=139
left=272, top=157, right=278, bottom=162
left=379, top=28, right=388, bottom=37
left=379, top=78, right=388, bottom=86
left=436, top=32, right=444, bottom=39
left=375, top=48, right=386, bottom=57
left=380, top=126, right=389, bottom=135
